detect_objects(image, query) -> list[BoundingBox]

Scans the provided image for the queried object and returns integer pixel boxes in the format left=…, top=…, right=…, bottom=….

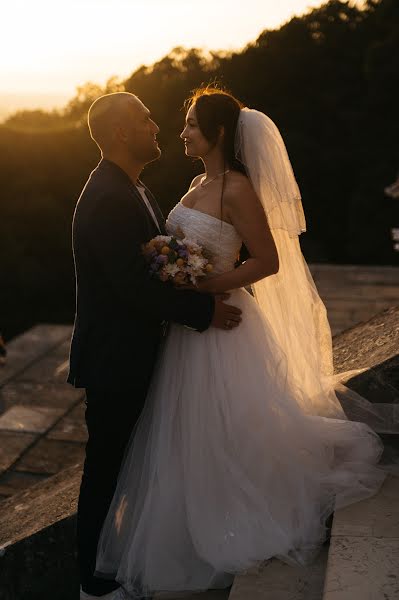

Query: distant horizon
left=1, top=0, right=365, bottom=121
left=0, top=92, right=71, bottom=121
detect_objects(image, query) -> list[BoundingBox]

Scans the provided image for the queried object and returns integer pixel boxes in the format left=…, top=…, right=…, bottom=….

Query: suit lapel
left=98, top=159, right=164, bottom=237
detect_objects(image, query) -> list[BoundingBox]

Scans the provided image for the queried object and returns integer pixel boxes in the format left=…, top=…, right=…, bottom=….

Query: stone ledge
left=322, top=476, right=399, bottom=600
left=323, top=477, right=399, bottom=600
left=333, top=306, right=399, bottom=404
left=323, top=535, right=399, bottom=600
left=330, top=475, right=399, bottom=539
left=0, top=462, right=82, bottom=549
left=0, top=463, right=82, bottom=600
left=0, top=515, right=78, bottom=600
left=229, top=548, right=328, bottom=600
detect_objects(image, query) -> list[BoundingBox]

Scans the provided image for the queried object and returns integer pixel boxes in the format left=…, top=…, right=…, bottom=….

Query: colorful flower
left=143, top=234, right=212, bottom=286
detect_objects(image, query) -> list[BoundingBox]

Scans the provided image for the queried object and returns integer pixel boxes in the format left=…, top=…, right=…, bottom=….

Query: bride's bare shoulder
left=224, top=171, right=264, bottom=222
left=189, top=173, right=205, bottom=190
left=225, top=171, right=255, bottom=200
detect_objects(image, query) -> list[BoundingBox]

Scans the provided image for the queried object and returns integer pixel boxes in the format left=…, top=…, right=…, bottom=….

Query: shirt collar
left=99, top=158, right=137, bottom=187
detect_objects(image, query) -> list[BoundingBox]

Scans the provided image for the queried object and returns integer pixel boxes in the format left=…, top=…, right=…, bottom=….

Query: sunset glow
left=1, top=0, right=364, bottom=114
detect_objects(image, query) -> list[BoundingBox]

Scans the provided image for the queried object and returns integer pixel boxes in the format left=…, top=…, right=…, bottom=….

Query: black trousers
left=77, top=386, right=146, bottom=596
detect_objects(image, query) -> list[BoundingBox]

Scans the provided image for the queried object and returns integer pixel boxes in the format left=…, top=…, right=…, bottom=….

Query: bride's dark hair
left=184, top=87, right=247, bottom=230
left=184, top=86, right=246, bottom=175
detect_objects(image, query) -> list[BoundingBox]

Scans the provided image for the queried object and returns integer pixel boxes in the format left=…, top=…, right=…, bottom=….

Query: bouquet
left=142, top=235, right=213, bottom=285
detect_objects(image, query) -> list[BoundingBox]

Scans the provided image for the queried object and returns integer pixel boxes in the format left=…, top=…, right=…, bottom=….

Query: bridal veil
left=235, top=108, right=396, bottom=431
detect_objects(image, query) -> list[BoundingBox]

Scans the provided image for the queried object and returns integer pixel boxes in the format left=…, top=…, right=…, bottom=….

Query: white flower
left=188, top=255, right=206, bottom=270
left=164, top=263, right=180, bottom=277
left=153, top=235, right=172, bottom=244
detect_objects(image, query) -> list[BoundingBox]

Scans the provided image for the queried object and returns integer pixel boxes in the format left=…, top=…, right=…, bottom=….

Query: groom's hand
left=211, top=294, right=242, bottom=330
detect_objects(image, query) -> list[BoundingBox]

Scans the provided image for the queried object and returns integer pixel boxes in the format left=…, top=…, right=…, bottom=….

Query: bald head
left=87, top=92, right=141, bottom=152
left=87, top=91, right=161, bottom=165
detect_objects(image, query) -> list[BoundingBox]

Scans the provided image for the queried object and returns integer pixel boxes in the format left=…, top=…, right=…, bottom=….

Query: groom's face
left=123, top=97, right=161, bottom=164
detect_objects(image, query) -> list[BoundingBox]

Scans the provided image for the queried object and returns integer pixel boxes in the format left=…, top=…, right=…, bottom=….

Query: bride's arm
left=197, top=175, right=279, bottom=294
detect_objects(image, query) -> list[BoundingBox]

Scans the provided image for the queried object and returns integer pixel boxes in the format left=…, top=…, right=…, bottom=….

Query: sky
left=0, top=0, right=363, bottom=116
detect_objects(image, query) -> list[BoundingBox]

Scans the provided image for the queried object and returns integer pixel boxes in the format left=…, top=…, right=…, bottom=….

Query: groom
left=68, top=92, right=242, bottom=599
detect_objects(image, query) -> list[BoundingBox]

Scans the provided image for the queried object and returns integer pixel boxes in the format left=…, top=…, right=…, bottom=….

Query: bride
left=95, top=88, right=385, bottom=597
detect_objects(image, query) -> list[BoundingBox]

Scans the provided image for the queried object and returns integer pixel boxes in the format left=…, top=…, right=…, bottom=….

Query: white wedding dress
left=95, top=201, right=385, bottom=598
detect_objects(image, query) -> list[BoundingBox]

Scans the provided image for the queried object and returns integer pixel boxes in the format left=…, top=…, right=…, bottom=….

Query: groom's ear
left=115, top=124, right=128, bottom=143
left=218, top=125, right=225, bottom=141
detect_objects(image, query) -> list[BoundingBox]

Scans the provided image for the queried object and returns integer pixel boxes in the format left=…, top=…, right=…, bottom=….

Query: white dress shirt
left=136, top=184, right=161, bottom=233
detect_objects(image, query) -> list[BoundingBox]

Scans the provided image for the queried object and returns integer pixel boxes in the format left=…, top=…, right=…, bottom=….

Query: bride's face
left=180, top=105, right=212, bottom=158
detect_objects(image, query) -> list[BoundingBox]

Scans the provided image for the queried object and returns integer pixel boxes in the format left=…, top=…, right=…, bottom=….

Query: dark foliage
left=1, top=0, right=398, bottom=340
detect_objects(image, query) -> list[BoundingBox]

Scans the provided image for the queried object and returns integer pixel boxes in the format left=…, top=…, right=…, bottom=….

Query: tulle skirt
left=95, top=288, right=385, bottom=597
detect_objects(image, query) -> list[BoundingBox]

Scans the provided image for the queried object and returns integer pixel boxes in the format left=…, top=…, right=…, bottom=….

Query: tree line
left=1, top=0, right=398, bottom=340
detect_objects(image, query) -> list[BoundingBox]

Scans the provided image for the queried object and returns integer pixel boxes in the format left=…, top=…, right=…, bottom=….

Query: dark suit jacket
left=68, top=159, right=214, bottom=390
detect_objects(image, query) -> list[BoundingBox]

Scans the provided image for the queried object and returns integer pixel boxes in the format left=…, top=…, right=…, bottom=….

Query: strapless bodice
left=166, top=203, right=242, bottom=275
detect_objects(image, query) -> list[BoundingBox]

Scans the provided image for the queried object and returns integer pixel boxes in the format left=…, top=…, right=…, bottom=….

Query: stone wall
left=0, top=465, right=81, bottom=600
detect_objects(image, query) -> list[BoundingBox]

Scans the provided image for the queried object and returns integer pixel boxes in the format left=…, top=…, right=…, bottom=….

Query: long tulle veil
left=235, top=108, right=397, bottom=430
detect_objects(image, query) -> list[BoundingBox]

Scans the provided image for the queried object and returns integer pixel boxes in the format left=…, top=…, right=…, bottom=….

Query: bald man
left=68, top=92, right=241, bottom=599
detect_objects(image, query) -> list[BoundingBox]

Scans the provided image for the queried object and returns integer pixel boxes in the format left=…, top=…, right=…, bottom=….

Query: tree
left=2, top=0, right=398, bottom=339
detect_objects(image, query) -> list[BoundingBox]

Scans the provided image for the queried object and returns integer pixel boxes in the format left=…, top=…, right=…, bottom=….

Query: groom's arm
left=85, top=191, right=215, bottom=332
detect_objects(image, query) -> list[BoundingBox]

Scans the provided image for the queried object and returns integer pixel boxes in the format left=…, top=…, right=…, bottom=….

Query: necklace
left=200, top=169, right=230, bottom=187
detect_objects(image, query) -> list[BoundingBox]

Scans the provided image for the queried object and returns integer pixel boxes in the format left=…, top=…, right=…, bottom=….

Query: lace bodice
left=166, top=203, right=242, bottom=275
